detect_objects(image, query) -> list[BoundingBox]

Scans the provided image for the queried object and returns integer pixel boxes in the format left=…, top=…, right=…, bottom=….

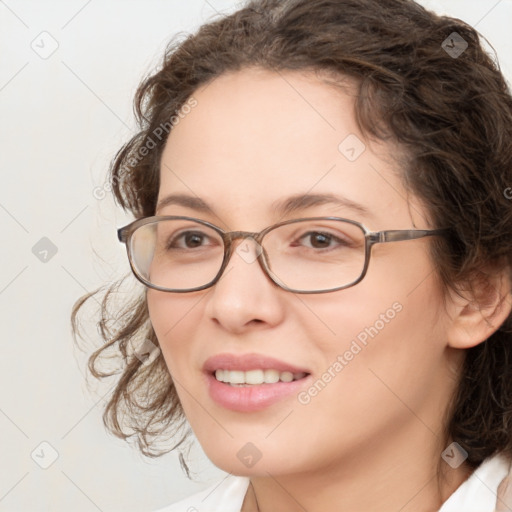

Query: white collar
left=439, top=452, right=512, bottom=511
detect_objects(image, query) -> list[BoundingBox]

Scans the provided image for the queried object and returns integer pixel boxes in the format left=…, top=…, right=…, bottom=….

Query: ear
left=446, top=266, right=512, bottom=349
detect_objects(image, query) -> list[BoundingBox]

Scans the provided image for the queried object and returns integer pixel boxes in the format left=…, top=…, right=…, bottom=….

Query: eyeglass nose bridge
left=211, top=228, right=296, bottom=293
left=209, top=229, right=280, bottom=290
left=221, top=230, right=266, bottom=265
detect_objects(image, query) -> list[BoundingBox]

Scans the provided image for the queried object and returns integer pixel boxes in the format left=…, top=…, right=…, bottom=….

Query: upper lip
left=203, top=353, right=311, bottom=374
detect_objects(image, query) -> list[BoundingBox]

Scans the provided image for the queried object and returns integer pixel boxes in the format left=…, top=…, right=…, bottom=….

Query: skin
left=146, top=67, right=510, bottom=511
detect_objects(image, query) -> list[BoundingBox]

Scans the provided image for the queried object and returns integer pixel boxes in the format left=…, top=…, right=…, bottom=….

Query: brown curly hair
left=72, top=0, right=512, bottom=467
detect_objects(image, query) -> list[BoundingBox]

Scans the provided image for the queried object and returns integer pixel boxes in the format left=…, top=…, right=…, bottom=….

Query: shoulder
left=152, top=475, right=251, bottom=512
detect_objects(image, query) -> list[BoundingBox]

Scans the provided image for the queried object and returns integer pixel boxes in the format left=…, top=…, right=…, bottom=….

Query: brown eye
left=295, top=231, right=351, bottom=250
left=167, top=231, right=211, bottom=250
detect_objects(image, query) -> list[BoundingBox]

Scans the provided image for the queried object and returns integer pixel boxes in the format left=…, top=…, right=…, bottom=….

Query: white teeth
left=214, top=369, right=307, bottom=385
left=229, top=370, right=245, bottom=384
left=280, top=371, right=294, bottom=383
left=245, top=369, right=264, bottom=384
left=264, top=369, right=280, bottom=383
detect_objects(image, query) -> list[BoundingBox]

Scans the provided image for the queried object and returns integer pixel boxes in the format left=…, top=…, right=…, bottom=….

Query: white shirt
left=155, top=452, right=512, bottom=512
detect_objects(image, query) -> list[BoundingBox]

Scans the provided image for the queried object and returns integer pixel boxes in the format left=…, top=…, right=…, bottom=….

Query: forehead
left=162, top=67, right=362, bottom=169
left=158, top=67, right=422, bottom=229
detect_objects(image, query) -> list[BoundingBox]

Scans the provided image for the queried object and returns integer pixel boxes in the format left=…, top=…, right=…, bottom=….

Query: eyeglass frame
left=117, top=215, right=449, bottom=294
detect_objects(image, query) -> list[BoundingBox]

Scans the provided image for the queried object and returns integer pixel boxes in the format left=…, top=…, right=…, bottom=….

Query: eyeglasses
left=117, top=216, right=449, bottom=294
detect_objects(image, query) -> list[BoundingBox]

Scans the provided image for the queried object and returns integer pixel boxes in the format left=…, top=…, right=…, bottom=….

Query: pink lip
left=203, top=353, right=311, bottom=412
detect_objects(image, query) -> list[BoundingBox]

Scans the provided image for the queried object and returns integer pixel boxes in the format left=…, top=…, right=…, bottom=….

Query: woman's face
left=147, top=68, right=462, bottom=477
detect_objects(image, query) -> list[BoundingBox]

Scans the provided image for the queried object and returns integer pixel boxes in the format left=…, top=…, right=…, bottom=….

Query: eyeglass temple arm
left=372, top=228, right=449, bottom=244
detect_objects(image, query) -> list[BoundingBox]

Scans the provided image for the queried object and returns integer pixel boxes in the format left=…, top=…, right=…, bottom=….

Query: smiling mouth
left=214, top=369, right=309, bottom=386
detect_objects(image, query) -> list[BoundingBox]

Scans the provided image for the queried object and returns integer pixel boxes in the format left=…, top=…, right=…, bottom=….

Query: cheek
left=296, top=268, right=423, bottom=360
left=295, top=252, right=447, bottom=417
left=146, top=291, right=204, bottom=372
left=146, top=291, right=211, bottom=424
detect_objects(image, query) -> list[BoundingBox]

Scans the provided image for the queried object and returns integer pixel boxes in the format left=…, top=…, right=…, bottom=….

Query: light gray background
left=1, top=1, right=511, bottom=511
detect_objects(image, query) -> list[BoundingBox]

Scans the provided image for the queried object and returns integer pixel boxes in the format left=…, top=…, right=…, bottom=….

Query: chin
left=201, top=441, right=300, bottom=477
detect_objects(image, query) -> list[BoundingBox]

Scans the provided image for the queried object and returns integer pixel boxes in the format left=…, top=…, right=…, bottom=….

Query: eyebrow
left=155, top=192, right=372, bottom=218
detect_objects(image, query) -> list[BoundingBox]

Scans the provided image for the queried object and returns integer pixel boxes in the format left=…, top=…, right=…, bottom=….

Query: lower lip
left=206, top=372, right=311, bottom=412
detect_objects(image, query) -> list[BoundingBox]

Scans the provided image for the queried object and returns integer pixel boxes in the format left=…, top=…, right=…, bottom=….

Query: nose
left=204, top=236, right=285, bottom=333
